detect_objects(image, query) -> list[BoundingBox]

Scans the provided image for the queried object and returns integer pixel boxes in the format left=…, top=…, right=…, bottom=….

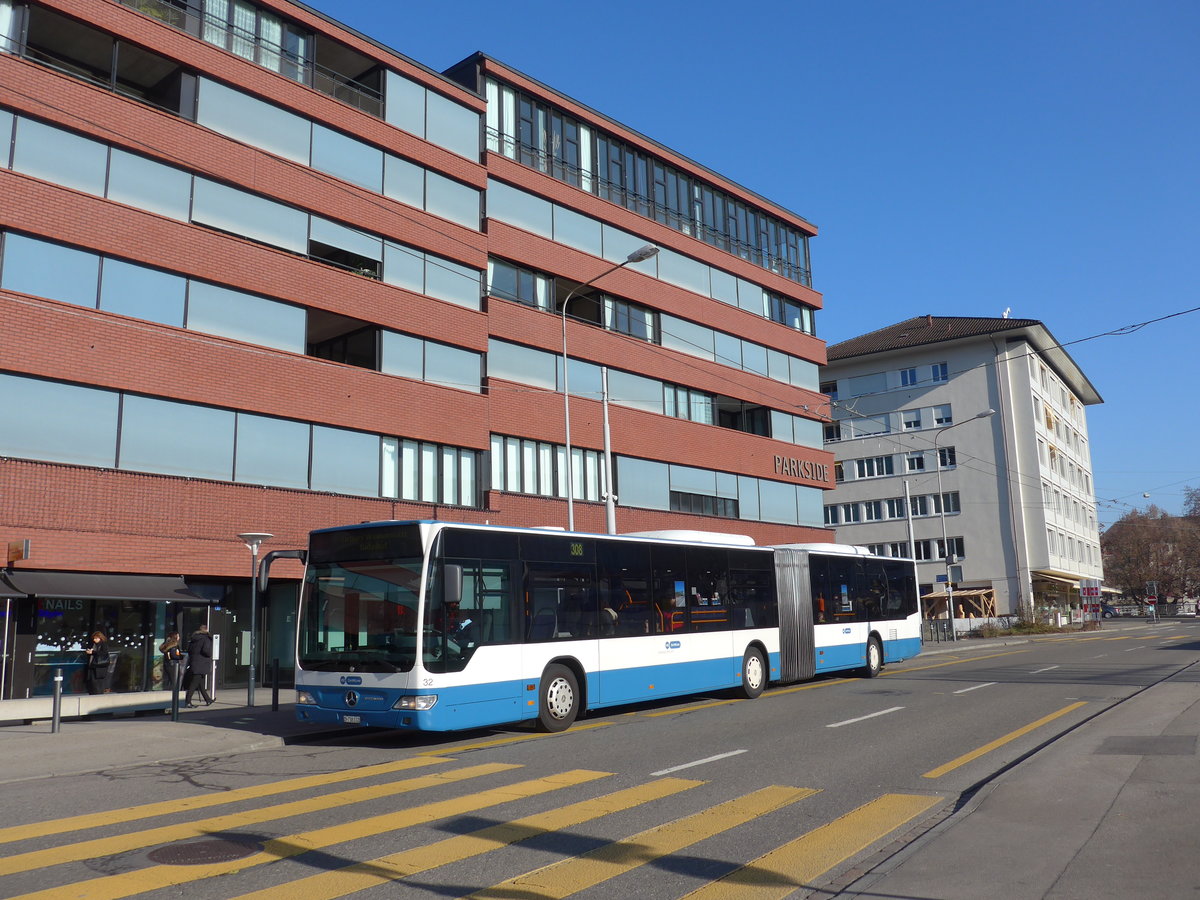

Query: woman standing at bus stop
left=83, top=630, right=111, bottom=694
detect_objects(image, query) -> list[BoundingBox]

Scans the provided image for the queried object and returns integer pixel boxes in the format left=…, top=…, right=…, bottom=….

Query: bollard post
left=170, top=667, right=181, bottom=723
left=271, top=658, right=280, bottom=712
left=51, top=667, right=63, bottom=733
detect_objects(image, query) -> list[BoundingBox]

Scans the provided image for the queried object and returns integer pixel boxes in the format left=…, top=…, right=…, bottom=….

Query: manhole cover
left=147, top=837, right=260, bottom=866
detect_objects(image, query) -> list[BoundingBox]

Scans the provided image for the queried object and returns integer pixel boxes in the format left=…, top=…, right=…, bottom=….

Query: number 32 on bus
left=291, top=520, right=922, bottom=733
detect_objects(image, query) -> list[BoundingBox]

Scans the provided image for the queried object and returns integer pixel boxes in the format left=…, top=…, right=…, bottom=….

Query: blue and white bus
left=293, top=520, right=921, bottom=732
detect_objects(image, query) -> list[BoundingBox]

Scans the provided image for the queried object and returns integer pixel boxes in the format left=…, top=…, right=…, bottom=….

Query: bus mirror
left=443, top=564, right=463, bottom=606
left=258, top=549, right=307, bottom=594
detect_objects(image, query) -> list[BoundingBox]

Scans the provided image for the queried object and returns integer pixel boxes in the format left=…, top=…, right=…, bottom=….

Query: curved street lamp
left=561, top=244, right=659, bottom=531
left=237, top=531, right=273, bottom=707
left=933, top=409, right=994, bottom=641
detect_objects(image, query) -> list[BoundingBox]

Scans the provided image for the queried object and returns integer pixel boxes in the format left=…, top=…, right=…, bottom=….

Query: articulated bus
left=293, top=520, right=921, bottom=732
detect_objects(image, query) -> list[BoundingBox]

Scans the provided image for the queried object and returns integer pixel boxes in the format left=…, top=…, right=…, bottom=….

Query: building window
left=855, top=456, right=895, bottom=479
left=886, top=498, right=906, bottom=518
left=910, top=495, right=929, bottom=516
left=866, top=544, right=887, bottom=556
left=931, top=362, right=949, bottom=382
left=936, top=537, right=965, bottom=560
left=834, top=462, right=844, bottom=484
left=938, top=447, right=957, bottom=469
left=767, top=294, right=816, bottom=334
left=664, top=385, right=715, bottom=425
left=604, top=296, right=659, bottom=342
left=900, top=368, right=917, bottom=387
left=670, top=491, right=738, bottom=519
left=841, top=503, right=861, bottom=524
left=913, top=540, right=933, bottom=560
left=487, top=258, right=551, bottom=310
left=933, top=492, right=961, bottom=514
left=889, top=542, right=909, bottom=558
left=820, top=380, right=838, bottom=400
left=490, top=435, right=603, bottom=502
left=824, top=505, right=839, bottom=526
left=863, top=500, right=883, bottom=521
left=933, top=405, right=952, bottom=425
left=905, top=452, right=925, bottom=473
left=902, top=410, right=922, bottom=430
left=823, top=422, right=841, bottom=443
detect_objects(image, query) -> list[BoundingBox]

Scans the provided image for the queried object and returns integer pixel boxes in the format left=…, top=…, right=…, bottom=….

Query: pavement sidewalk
left=0, top=695, right=331, bottom=784
left=842, top=635, right=1200, bottom=899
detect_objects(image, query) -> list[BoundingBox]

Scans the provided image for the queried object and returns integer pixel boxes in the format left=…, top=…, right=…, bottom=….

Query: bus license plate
left=343, top=714, right=361, bottom=724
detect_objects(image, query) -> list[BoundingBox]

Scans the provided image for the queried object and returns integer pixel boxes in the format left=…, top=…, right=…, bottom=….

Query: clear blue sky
left=308, top=0, right=1200, bottom=527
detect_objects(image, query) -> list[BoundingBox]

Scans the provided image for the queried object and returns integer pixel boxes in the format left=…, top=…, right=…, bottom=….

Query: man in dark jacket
left=183, top=624, right=214, bottom=707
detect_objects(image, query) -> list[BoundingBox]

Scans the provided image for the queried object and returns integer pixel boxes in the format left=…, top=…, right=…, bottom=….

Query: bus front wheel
left=863, top=636, right=883, bottom=678
left=740, top=646, right=767, bottom=699
left=536, top=664, right=580, bottom=732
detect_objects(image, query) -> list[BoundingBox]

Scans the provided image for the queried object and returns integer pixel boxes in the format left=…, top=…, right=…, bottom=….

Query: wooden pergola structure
left=921, top=587, right=998, bottom=620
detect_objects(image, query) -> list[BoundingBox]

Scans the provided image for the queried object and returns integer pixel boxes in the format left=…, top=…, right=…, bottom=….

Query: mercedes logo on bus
left=345, top=690, right=359, bottom=707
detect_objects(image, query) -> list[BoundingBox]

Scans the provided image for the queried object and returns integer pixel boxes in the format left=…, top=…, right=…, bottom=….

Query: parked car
left=1101, top=603, right=1121, bottom=618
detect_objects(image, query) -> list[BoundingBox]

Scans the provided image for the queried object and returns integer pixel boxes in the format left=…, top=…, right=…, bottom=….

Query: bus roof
left=309, top=520, right=769, bottom=551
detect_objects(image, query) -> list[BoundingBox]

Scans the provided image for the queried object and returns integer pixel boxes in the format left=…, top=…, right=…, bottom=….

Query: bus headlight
left=393, top=695, right=438, bottom=711
left=296, top=690, right=318, bottom=705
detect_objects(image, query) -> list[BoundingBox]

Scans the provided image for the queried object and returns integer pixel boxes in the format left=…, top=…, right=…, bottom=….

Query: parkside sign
left=773, top=455, right=830, bottom=483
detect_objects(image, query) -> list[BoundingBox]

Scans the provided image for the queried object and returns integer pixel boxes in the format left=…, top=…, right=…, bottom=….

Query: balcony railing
left=487, top=127, right=812, bottom=287
left=117, top=0, right=383, bottom=118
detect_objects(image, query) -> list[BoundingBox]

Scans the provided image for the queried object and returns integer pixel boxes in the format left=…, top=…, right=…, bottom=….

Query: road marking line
left=0, top=762, right=520, bottom=878
left=826, top=707, right=904, bottom=728
left=636, top=678, right=858, bottom=721
left=0, top=756, right=451, bottom=844
left=953, top=682, right=997, bottom=694
left=232, top=777, right=704, bottom=900
left=413, top=721, right=611, bottom=755
left=1031, top=666, right=1059, bottom=674
left=681, top=793, right=942, bottom=900
left=923, top=702, right=1087, bottom=779
left=888, top=649, right=1029, bottom=675
left=13, top=769, right=612, bottom=900
left=652, top=749, right=748, bottom=775
left=641, top=697, right=742, bottom=717
left=467, top=785, right=817, bottom=899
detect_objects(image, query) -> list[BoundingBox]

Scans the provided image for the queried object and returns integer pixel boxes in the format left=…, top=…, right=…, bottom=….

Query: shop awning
left=0, top=572, right=205, bottom=602
left=1033, top=573, right=1080, bottom=589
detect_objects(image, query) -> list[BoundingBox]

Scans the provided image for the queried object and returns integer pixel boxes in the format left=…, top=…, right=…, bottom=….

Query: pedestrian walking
left=183, top=624, right=214, bottom=707
left=83, top=630, right=111, bottom=695
left=159, top=631, right=185, bottom=690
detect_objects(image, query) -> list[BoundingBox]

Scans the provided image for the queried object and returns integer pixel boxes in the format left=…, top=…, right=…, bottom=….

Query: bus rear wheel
left=740, top=646, right=767, bottom=699
left=863, top=636, right=883, bottom=678
left=536, top=664, right=579, bottom=732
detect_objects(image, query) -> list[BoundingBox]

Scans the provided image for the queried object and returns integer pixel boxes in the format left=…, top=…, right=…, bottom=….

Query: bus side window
left=809, top=556, right=831, bottom=624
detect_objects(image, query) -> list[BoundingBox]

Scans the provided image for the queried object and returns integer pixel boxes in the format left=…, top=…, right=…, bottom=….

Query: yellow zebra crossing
left=1, top=758, right=944, bottom=900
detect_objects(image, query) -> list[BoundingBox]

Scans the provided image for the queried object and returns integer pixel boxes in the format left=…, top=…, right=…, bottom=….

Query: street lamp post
left=237, top=531, right=273, bottom=707
left=562, top=244, right=659, bottom=532
left=933, top=409, right=994, bottom=641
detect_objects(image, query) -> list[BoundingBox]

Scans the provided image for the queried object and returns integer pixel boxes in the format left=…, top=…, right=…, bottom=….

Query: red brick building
left=0, top=0, right=830, bottom=700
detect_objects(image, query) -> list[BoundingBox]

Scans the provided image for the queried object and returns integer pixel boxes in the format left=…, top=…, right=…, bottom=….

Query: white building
left=821, top=315, right=1104, bottom=619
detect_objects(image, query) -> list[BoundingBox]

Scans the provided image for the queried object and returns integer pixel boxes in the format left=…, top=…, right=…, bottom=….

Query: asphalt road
left=2, top=619, right=1197, bottom=899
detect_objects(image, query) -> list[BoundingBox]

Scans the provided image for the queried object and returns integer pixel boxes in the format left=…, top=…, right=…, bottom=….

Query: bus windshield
left=297, top=558, right=423, bottom=673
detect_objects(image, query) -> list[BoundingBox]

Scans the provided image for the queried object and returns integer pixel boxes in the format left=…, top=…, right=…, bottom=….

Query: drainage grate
left=147, top=837, right=261, bottom=866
